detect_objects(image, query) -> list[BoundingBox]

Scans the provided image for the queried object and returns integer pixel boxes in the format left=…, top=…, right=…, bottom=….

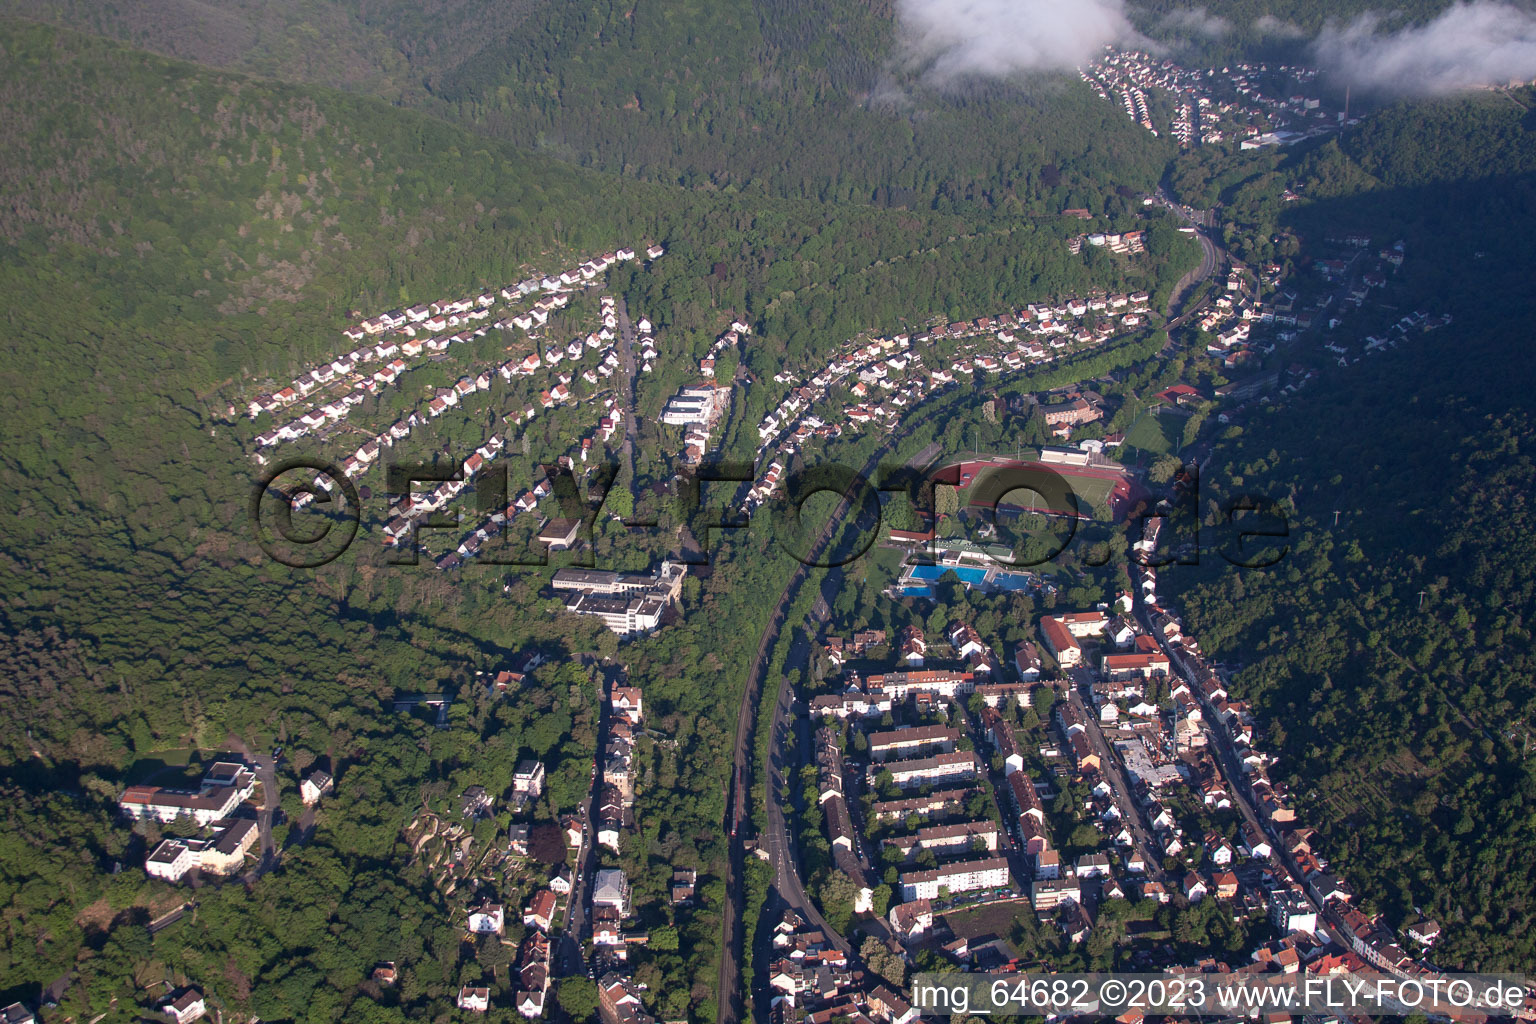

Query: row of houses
left=699, top=318, right=750, bottom=377
left=597, top=682, right=643, bottom=856
left=747, top=294, right=1152, bottom=509
left=815, top=727, right=874, bottom=903
left=353, top=306, right=619, bottom=554
left=429, top=403, right=626, bottom=571
left=251, top=276, right=551, bottom=430
left=248, top=253, right=648, bottom=471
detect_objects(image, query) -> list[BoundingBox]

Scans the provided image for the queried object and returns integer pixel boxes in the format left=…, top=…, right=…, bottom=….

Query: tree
left=869, top=883, right=892, bottom=918
left=529, top=823, right=567, bottom=864
left=819, top=871, right=859, bottom=933
left=558, top=977, right=600, bottom=1022
left=935, top=483, right=960, bottom=521
left=1150, top=455, right=1182, bottom=484
left=860, top=936, right=906, bottom=986
left=167, top=814, right=201, bottom=839
left=477, top=933, right=512, bottom=977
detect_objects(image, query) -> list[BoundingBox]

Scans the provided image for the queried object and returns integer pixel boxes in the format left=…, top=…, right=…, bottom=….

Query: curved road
left=1155, top=192, right=1222, bottom=325
left=717, top=437, right=941, bottom=1024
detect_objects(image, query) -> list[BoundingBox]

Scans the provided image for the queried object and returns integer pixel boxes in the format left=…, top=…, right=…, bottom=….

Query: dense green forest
left=1131, top=0, right=1530, bottom=65
left=0, top=0, right=1175, bottom=212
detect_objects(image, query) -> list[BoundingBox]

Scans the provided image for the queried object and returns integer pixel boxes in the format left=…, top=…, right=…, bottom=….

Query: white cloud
left=1158, top=7, right=1233, bottom=39
left=896, top=0, right=1138, bottom=81
left=1313, top=2, right=1536, bottom=94
left=1254, top=14, right=1307, bottom=39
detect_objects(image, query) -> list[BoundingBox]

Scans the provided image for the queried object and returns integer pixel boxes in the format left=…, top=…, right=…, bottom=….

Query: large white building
left=872, top=750, right=980, bottom=790
left=119, top=762, right=257, bottom=826
left=144, top=818, right=258, bottom=882
left=884, top=819, right=1000, bottom=860
left=592, top=868, right=632, bottom=916
left=660, top=385, right=729, bottom=427
left=867, top=724, right=958, bottom=762
left=864, top=670, right=975, bottom=701
left=553, top=562, right=687, bottom=636
left=899, top=856, right=1011, bottom=901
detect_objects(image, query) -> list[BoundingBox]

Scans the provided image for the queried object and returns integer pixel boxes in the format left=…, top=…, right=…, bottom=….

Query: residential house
left=889, top=898, right=934, bottom=939
left=524, top=889, right=557, bottom=932
left=592, top=868, right=631, bottom=916
left=671, top=868, right=697, bottom=905
left=163, top=989, right=207, bottom=1024
left=513, top=760, right=546, bottom=803
left=300, top=771, right=333, bottom=806
left=468, top=902, right=505, bottom=934
left=508, top=822, right=530, bottom=857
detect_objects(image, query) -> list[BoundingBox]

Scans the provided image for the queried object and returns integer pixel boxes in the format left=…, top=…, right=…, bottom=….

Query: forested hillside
left=1177, top=322, right=1536, bottom=974
left=1168, top=96, right=1536, bottom=972
left=0, top=0, right=1174, bottom=212
left=427, top=0, right=1172, bottom=211
left=1131, top=0, right=1525, bottom=63
left=0, top=0, right=546, bottom=99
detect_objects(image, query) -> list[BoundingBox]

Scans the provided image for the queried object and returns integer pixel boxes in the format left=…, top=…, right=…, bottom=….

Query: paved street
left=561, top=658, right=618, bottom=978
left=1155, top=191, right=1223, bottom=327
left=1129, top=575, right=1344, bottom=934
left=1062, top=675, right=1169, bottom=886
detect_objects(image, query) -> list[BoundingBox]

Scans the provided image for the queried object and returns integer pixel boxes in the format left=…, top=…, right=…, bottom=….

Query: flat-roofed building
left=872, top=751, right=980, bottom=790
left=538, top=517, right=582, bottom=551
left=1031, top=877, right=1082, bottom=910
left=899, top=856, right=1011, bottom=901
left=884, top=819, right=999, bottom=861
left=867, top=725, right=958, bottom=762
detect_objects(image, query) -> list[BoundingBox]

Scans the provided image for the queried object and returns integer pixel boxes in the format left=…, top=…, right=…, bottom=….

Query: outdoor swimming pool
left=905, top=563, right=988, bottom=585
left=989, top=570, right=1036, bottom=592
left=899, top=562, right=1039, bottom=595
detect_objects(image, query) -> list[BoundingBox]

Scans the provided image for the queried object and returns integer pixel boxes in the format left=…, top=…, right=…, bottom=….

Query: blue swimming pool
left=898, top=586, right=934, bottom=598
left=905, top=563, right=988, bottom=585
left=990, top=571, right=1036, bottom=592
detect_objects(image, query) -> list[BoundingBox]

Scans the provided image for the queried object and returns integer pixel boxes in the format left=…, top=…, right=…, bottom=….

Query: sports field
left=964, top=460, right=1121, bottom=518
left=1122, top=408, right=1188, bottom=457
